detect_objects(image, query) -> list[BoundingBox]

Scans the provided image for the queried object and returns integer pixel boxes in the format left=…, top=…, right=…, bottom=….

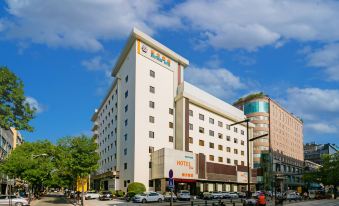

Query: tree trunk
left=81, top=179, right=85, bottom=206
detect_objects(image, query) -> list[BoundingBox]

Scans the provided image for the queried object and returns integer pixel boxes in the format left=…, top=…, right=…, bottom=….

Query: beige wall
left=270, top=100, right=304, bottom=161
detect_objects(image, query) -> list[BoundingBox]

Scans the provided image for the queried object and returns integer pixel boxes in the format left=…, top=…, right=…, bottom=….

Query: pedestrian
left=258, top=193, right=266, bottom=206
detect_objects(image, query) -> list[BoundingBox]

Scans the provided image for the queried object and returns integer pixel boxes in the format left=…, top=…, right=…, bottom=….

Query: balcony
left=92, top=121, right=99, bottom=131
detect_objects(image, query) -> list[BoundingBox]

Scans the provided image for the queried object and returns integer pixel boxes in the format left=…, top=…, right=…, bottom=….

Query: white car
left=133, top=192, right=164, bottom=203
left=0, top=195, right=29, bottom=206
left=229, top=192, right=239, bottom=198
left=85, top=191, right=100, bottom=200
left=177, top=190, right=191, bottom=201
left=211, top=191, right=223, bottom=199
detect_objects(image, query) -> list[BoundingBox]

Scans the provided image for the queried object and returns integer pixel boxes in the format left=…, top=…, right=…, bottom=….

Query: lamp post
left=230, top=119, right=268, bottom=199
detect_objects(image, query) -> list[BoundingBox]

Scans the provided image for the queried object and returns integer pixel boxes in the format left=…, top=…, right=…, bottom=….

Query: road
left=31, top=193, right=70, bottom=206
left=286, top=199, right=339, bottom=206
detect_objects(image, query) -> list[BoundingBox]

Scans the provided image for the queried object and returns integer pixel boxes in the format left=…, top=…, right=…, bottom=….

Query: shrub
left=115, top=190, right=125, bottom=197
left=127, top=182, right=146, bottom=194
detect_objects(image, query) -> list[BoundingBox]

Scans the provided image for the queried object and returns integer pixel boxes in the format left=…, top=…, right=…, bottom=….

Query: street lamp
left=230, top=119, right=268, bottom=198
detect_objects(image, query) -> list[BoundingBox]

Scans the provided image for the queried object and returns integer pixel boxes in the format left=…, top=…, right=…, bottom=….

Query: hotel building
left=91, top=28, right=256, bottom=194
left=234, top=93, right=304, bottom=191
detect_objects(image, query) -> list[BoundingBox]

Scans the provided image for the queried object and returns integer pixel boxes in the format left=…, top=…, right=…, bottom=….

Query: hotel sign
left=151, top=148, right=198, bottom=179
left=137, top=40, right=172, bottom=68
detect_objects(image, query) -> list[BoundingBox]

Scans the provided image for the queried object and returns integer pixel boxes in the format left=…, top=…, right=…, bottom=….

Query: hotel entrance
left=174, top=179, right=197, bottom=195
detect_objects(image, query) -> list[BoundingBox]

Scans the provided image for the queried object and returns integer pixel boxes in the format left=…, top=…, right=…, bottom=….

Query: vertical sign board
left=168, top=169, right=174, bottom=189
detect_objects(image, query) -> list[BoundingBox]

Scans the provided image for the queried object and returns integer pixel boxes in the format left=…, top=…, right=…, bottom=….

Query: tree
left=0, top=140, right=56, bottom=198
left=57, top=135, right=99, bottom=206
left=0, top=66, right=35, bottom=131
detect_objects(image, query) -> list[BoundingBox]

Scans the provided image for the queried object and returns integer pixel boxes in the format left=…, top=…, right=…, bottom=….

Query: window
left=218, top=121, right=223, bottom=127
left=209, top=155, right=214, bottom=161
left=125, top=91, right=128, bottom=98
left=234, top=127, right=238, bottom=133
left=241, top=140, right=244, bottom=145
left=149, top=101, right=155, bottom=108
left=149, top=180, right=154, bottom=187
left=124, top=148, right=127, bottom=155
left=226, top=124, right=230, bottom=130
left=125, top=105, right=128, bottom=112
left=227, top=158, right=231, bottom=164
left=149, top=131, right=154, bottom=138
left=115, top=102, right=117, bottom=108
left=199, top=114, right=204, bottom=120
left=149, top=146, right=154, bottom=153
left=189, top=137, right=193, bottom=144
left=125, top=75, right=128, bottom=82
left=149, top=162, right=152, bottom=169
left=199, top=140, right=204, bottom=146
left=189, top=110, right=193, bottom=116
left=218, top=157, right=223, bottom=163
left=241, top=151, right=245, bottom=156
left=226, top=136, right=231, bottom=141
left=169, top=122, right=173, bottom=128
left=209, top=142, right=214, bottom=148
left=241, top=161, right=245, bottom=166
left=189, top=123, right=193, bottom=130
left=169, top=108, right=174, bottom=115
left=234, top=160, right=238, bottom=165
left=124, top=163, right=127, bottom=170
left=149, top=116, right=155, bottom=123
left=199, top=127, right=204, bottom=133
left=226, top=147, right=231, bottom=152
left=124, top=119, right=128, bottom=126
left=150, top=70, right=155, bottom=77
left=234, top=149, right=238, bottom=154
left=124, top=134, right=127, bottom=141
left=218, top=145, right=223, bottom=151
left=169, top=136, right=174, bottom=142
left=209, top=130, right=214, bottom=137
left=241, top=130, right=244, bottom=135
left=150, top=86, right=155, bottom=93
left=124, top=181, right=127, bottom=187
left=234, top=138, right=238, bottom=144
left=209, top=118, right=214, bottom=124
left=218, top=133, right=223, bottom=139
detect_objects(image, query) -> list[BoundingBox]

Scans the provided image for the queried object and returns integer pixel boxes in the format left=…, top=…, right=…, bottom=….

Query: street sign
left=168, top=169, right=174, bottom=189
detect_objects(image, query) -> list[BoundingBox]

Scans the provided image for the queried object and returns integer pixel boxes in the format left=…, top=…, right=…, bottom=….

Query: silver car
left=133, top=192, right=164, bottom=203
left=0, top=195, right=29, bottom=206
left=177, top=190, right=191, bottom=201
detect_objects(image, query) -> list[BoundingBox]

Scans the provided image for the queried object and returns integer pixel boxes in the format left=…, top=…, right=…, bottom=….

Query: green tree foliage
left=127, top=182, right=146, bottom=194
left=0, top=140, right=55, bottom=186
left=0, top=66, right=35, bottom=131
left=303, top=152, right=339, bottom=196
left=57, top=135, right=99, bottom=205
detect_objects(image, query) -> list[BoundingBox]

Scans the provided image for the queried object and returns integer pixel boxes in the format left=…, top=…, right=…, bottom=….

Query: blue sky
left=0, top=0, right=338, bottom=145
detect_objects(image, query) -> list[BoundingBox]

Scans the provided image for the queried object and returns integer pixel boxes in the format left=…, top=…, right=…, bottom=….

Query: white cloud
left=25, top=96, right=44, bottom=113
left=174, top=0, right=339, bottom=50
left=306, top=123, right=337, bottom=134
left=282, top=87, right=339, bottom=136
left=307, top=44, right=339, bottom=81
left=82, top=56, right=110, bottom=72
left=2, top=0, right=180, bottom=51
left=185, top=66, right=245, bottom=100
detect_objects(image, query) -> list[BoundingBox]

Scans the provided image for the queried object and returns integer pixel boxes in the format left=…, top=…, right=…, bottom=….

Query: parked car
left=163, top=192, right=177, bottom=202
left=99, top=191, right=113, bottom=200
left=221, top=192, right=231, bottom=199
left=211, top=191, right=223, bottom=199
left=229, top=192, right=239, bottom=199
left=85, top=191, right=100, bottom=200
left=177, top=190, right=191, bottom=201
left=133, top=192, right=164, bottom=203
left=243, top=198, right=257, bottom=206
left=286, top=193, right=302, bottom=201
left=0, top=195, right=30, bottom=206
left=202, top=192, right=213, bottom=200
left=237, top=192, right=246, bottom=198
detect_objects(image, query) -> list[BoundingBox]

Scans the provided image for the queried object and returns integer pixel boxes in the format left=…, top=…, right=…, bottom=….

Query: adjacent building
left=91, top=28, right=257, bottom=194
left=234, top=93, right=304, bottom=191
left=0, top=127, right=23, bottom=194
left=304, top=142, right=338, bottom=165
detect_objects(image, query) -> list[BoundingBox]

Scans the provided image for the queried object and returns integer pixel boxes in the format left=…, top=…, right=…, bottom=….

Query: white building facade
left=91, top=28, right=256, bottom=194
